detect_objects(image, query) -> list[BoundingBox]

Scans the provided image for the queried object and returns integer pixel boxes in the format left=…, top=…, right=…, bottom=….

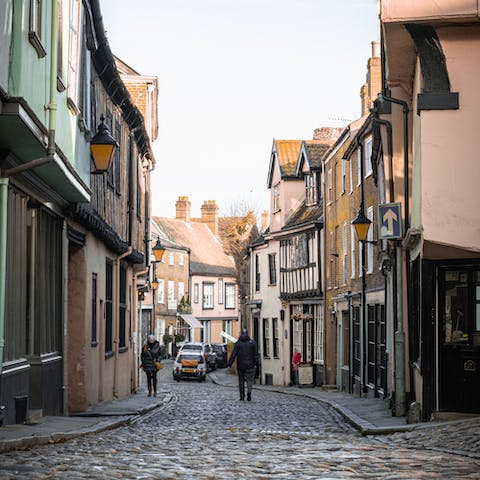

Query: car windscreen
left=212, top=345, right=225, bottom=353
left=182, top=344, right=202, bottom=351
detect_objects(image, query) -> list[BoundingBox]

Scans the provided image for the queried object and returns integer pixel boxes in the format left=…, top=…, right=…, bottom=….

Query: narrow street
left=0, top=368, right=479, bottom=479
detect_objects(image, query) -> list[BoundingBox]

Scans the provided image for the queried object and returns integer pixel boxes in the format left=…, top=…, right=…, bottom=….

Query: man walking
left=228, top=328, right=259, bottom=401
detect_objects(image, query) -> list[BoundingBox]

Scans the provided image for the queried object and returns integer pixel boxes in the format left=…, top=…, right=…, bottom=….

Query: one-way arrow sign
left=378, top=203, right=402, bottom=239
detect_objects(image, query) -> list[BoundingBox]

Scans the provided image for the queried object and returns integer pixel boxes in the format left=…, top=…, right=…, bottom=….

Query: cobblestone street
left=0, top=370, right=479, bottom=480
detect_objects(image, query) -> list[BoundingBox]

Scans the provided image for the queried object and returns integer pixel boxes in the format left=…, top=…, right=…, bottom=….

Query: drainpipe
left=133, top=266, right=149, bottom=391
left=113, top=247, right=133, bottom=398
left=376, top=93, right=409, bottom=417
left=46, top=0, right=58, bottom=158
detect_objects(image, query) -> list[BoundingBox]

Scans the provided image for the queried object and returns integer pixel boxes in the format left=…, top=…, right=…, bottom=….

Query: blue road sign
left=378, top=203, right=402, bottom=239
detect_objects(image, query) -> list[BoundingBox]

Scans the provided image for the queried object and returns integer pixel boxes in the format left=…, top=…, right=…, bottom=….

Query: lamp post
left=151, top=275, right=159, bottom=335
left=352, top=207, right=372, bottom=397
left=90, top=115, right=119, bottom=173
left=150, top=237, right=166, bottom=340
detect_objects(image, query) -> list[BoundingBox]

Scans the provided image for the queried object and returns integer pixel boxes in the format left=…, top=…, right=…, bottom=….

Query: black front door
left=439, top=267, right=480, bottom=413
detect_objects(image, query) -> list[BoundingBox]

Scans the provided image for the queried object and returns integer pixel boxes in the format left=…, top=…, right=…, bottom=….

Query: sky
left=100, top=0, right=380, bottom=218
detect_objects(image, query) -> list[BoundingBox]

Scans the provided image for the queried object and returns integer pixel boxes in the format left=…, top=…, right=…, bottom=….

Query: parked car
left=211, top=343, right=228, bottom=368
left=173, top=352, right=207, bottom=382
left=180, top=342, right=217, bottom=372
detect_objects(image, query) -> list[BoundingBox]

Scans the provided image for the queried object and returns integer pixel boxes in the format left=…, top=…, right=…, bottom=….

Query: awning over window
left=178, top=314, right=203, bottom=329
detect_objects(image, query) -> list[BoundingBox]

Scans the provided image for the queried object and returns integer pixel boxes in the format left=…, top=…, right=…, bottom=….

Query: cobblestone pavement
left=0, top=373, right=479, bottom=479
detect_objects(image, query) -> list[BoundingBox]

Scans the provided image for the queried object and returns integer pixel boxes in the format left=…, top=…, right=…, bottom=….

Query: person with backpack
left=228, top=328, right=259, bottom=401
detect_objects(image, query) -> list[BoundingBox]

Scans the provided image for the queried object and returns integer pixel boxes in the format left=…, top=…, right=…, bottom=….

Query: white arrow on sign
left=383, top=208, right=398, bottom=235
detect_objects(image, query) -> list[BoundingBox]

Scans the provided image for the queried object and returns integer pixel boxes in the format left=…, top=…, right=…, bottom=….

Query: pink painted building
left=378, top=0, right=480, bottom=419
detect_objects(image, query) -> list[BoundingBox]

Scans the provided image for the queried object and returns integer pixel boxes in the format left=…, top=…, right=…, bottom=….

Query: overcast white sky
left=100, top=0, right=380, bottom=218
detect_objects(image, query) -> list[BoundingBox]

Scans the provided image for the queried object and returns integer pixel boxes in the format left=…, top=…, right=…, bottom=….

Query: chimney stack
left=175, top=196, right=191, bottom=222
left=201, top=200, right=218, bottom=236
left=360, top=40, right=382, bottom=116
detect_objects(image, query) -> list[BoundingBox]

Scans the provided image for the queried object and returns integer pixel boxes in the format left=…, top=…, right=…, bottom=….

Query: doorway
left=438, top=267, right=480, bottom=413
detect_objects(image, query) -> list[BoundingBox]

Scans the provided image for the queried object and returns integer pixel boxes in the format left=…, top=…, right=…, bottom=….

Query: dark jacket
left=228, top=332, right=259, bottom=371
left=140, top=340, right=160, bottom=373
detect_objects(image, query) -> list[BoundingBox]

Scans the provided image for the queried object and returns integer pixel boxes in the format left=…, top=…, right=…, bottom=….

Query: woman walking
left=140, top=334, right=161, bottom=397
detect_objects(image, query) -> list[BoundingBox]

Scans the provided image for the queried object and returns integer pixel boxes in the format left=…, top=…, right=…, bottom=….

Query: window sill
left=119, top=346, right=128, bottom=354
left=91, top=341, right=98, bottom=348
left=28, top=32, right=46, bottom=58
left=67, top=97, right=80, bottom=116
left=105, top=351, right=114, bottom=360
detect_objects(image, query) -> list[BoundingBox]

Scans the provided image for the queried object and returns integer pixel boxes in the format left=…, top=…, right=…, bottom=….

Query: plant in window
left=163, top=333, right=173, bottom=344
left=177, top=296, right=192, bottom=313
left=175, top=333, right=185, bottom=343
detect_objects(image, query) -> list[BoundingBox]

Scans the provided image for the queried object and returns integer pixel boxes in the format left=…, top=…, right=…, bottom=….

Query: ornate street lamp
left=151, top=277, right=159, bottom=291
left=90, top=115, right=119, bottom=172
left=152, top=238, right=166, bottom=263
left=352, top=207, right=372, bottom=242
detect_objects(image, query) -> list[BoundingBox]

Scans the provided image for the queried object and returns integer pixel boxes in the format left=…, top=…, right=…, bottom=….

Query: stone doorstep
left=431, top=411, right=480, bottom=422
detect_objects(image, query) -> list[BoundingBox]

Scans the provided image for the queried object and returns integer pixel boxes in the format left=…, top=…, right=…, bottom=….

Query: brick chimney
left=201, top=200, right=218, bottom=236
left=175, top=196, right=191, bottom=222
left=361, top=40, right=381, bottom=116
left=312, top=127, right=343, bottom=145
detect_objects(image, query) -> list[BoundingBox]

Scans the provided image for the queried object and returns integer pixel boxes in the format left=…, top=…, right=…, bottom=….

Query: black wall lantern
left=90, top=115, right=119, bottom=173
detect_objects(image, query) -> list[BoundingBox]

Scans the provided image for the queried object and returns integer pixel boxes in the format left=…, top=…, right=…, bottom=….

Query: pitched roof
left=282, top=200, right=323, bottom=230
left=297, top=140, right=331, bottom=174
left=152, top=217, right=236, bottom=277
left=267, top=139, right=303, bottom=188
left=275, top=140, right=303, bottom=176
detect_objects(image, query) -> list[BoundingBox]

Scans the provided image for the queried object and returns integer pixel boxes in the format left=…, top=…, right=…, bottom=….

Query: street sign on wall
left=378, top=203, right=402, bottom=240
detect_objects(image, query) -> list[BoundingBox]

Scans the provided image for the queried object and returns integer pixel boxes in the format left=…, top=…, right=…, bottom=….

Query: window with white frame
left=367, top=206, right=374, bottom=273
left=225, top=284, right=235, bottom=309
left=223, top=319, right=233, bottom=337
left=327, top=169, right=333, bottom=204
left=262, top=318, right=270, bottom=358
left=357, top=148, right=362, bottom=186
left=273, top=318, right=279, bottom=358
left=364, top=137, right=373, bottom=177
left=305, top=173, right=317, bottom=205
left=349, top=155, right=353, bottom=194
left=193, top=283, right=199, bottom=303
left=358, top=238, right=363, bottom=277
left=341, top=159, right=346, bottom=194
left=273, top=183, right=280, bottom=212
left=218, top=279, right=224, bottom=304
left=157, top=279, right=164, bottom=303
left=178, top=282, right=185, bottom=302
left=67, top=0, right=81, bottom=111
left=168, top=252, right=174, bottom=266
left=328, top=231, right=334, bottom=288
left=342, top=222, right=348, bottom=285
left=178, top=253, right=184, bottom=266
left=167, top=281, right=175, bottom=309
left=203, top=321, right=211, bottom=344
left=314, top=305, right=324, bottom=363
left=350, top=224, right=356, bottom=278
left=202, top=283, right=214, bottom=309
left=268, top=253, right=277, bottom=285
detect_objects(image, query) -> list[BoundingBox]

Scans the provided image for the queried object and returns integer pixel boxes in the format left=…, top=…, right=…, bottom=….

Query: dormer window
left=306, top=173, right=317, bottom=205
left=273, top=183, right=280, bottom=212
